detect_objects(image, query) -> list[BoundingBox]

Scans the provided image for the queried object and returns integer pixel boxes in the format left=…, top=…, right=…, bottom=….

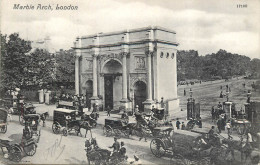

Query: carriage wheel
left=63, top=128, right=68, bottom=136
left=19, top=115, right=25, bottom=125
left=171, top=154, right=188, bottom=165
left=123, top=129, right=130, bottom=138
left=24, top=143, right=37, bottom=156
left=251, top=155, right=260, bottom=165
left=9, top=145, right=22, bottom=162
left=103, top=126, right=112, bottom=137
left=210, top=147, right=226, bottom=164
left=132, top=129, right=142, bottom=137
left=88, top=152, right=102, bottom=165
left=114, top=129, right=121, bottom=137
left=1, top=125, right=7, bottom=133
left=52, top=123, right=60, bottom=134
left=199, top=157, right=211, bottom=165
left=150, top=138, right=166, bottom=158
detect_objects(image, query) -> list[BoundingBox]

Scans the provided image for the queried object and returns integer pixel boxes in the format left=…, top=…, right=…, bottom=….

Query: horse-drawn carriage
left=57, top=100, right=84, bottom=116
left=231, top=118, right=251, bottom=135
left=23, top=114, right=41, bottom=143
left=150, top=127, right=228, bottom=165
left=103, top=118, right=131, bottom=138
left=84, top=137, right=128, bottom=165
left=0, top=108, right=8, bottom=133
left=52, top=108, right=81, bottom=136
left=0, top=97, right=18, bottom=114
left=19, top=103, right=36, bottom=125
left=151, top=108, right=165, bottom=120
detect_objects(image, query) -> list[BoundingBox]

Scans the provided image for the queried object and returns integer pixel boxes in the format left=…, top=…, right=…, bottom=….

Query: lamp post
left=187, top=88, right=195, bottom=119
left=226, top=91, right=229, bottom=102
left=188, top=88, right=193, bottom=102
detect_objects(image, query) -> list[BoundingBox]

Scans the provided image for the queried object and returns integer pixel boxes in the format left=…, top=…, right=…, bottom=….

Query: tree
left=0, top=33, right=31, bottom=93
left=55, top=49, right=75, bottom=88
left=24, top=49, right=56, bottom=88
left=177, top=49, right=256, bottom=81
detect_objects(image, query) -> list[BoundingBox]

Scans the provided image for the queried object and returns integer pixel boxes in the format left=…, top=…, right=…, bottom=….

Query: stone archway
left=102, top=59, right=123, bottom=109
left=134, top=81, right=147, bottom=112
left=85, top=80, right=93, bottom=109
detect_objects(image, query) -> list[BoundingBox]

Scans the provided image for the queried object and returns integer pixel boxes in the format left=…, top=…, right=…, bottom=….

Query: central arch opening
left=102, top=59, right=122, bottom=109
left=134, top=81, right=147, bottom=112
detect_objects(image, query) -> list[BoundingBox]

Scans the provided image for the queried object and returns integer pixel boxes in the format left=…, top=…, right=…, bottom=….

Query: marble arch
left=73, top=26, right=179, bottom=117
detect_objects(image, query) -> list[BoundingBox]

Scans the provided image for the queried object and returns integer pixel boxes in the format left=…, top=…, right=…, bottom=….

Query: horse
left=79, top=121, right=93, bottom=138
left=222, top=135, right=253, bottom=163
left=84, top=138, right=112, bottom=165
left=39, top=112, right=49, bottom=127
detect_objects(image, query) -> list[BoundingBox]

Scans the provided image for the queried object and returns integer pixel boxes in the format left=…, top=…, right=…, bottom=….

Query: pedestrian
left=211, top=106, right=215, bottom=122
left=160, top=97, right=164, bottom=108
left=107, top=105, right=111, bottom=116
left=221, top=116, right=226, bottom=131
left=220, top=91, right=223, bottom=98
left=198, top=117, right=202, bottom=128
left=181, top=122, right=186, bottom=130
left=119, top=142, right=126, bottom=158
left=134, top=105, right=139, bottom=114
left=109, top=137, right=120, bottom=153
left=176, top=118, right=181, bottom=129
left=226, top=120, right=232, bottom=137
left=184, top=89, right=186, bottom=96
left=217, top=119, right=222, bottom=133
left=217, top=102, right=222, bottom=109
left=209, top=126, right=215, bottom=139
left=220, top=85, right=222, bottom=90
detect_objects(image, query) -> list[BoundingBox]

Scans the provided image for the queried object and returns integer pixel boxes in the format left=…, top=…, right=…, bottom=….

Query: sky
left=1, top=0, right=259, bottom=59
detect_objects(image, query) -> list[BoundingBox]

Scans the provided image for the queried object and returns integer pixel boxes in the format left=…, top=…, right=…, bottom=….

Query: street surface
left=0, top=77, right=259, bottom=164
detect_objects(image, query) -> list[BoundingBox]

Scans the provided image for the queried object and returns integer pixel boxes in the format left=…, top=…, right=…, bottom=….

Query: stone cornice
left=120, top=52, right=130, bottom=57
left=71, top=39, right=179, bottom=50
left=80, top=26, right=176, bottom=39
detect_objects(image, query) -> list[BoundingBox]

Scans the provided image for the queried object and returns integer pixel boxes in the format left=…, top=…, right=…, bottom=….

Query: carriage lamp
left=247, top=90, right=251, bottom=103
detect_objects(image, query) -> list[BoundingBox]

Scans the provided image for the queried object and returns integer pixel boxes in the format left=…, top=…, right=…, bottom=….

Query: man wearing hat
left=109, top=137, right=120, bottom=153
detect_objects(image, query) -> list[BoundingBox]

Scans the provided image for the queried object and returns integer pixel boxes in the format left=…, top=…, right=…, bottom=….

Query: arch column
left=74, top=39, right=81, bottom=96
left=120, top=52, right=130, bottom=111
left=143, top=51, right=154, bottom=113
left=146, top=51, right=153, bottom=101
left=90, top=54, right=99, bottom=100
left=121, top=52, right=128, bottom=102
left=75, top=55, right=80, bottom=95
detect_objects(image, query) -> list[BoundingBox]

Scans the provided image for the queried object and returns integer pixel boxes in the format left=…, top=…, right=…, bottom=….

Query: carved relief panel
left=85, top=59, right=93, bottom=71
left=135, top=56, right=146, bottom=69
